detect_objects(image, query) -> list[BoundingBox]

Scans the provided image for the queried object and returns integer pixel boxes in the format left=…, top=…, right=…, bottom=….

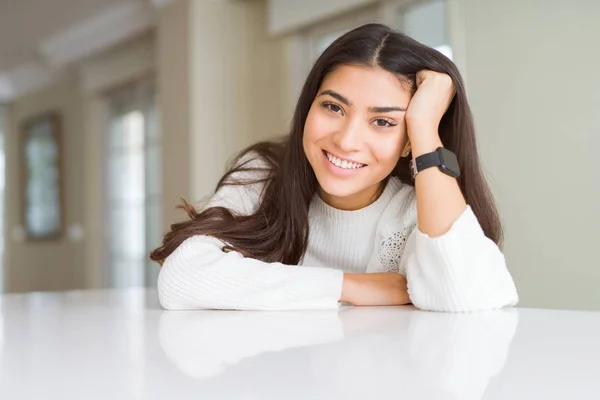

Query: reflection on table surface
left=0, top=288, right=598, bottom=400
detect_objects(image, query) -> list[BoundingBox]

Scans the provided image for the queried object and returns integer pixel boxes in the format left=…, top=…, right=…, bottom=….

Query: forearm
left=340, top=273, right=411, bottom=306
left=159, top=236, right=343, bottom=310
left=409, top=128, right=467, bottom=237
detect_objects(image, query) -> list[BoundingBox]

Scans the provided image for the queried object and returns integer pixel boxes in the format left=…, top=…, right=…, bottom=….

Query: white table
left=0, top=288, right=598, bottom=399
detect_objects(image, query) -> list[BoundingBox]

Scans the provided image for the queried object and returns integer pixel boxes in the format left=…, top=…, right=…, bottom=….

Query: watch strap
left=410, top=150, right=442, bottom=178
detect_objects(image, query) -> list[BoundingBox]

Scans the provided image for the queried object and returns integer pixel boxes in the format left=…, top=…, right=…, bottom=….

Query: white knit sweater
left=158, top=154, right=519, bottom=312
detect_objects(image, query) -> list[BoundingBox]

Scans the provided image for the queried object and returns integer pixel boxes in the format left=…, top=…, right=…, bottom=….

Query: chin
left=317, top=178, right=364, bottom=199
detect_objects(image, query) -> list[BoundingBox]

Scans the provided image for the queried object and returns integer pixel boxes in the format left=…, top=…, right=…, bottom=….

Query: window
left=306, top=0, right=451, bottom=65
left=397, top=0, right=452, bottom=60
left=105, top=81, right=161, bottom=288
left=22, top=113, right=62, bottom=239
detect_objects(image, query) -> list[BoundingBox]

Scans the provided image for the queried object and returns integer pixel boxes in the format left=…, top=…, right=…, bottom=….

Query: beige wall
left=81, top=96, right=109, bottom=289
left=155, top=0, right=289, bottom=225
left=450, top=0, right=600, bottom=310
left=186, top=0, right=288, bottom=202
left=155, top=0, right=192, bottom=233
left=4, top=76, right=85, bottom=292
left=267, top=0, right=378, bottom=34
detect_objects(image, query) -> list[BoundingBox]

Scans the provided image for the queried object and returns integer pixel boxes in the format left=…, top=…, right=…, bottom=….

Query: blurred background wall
left=0, top=0, right=598, bottom=311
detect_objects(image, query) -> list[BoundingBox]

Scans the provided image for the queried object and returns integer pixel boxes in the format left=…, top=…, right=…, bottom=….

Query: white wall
left=450, top=0, right=600, bottom=310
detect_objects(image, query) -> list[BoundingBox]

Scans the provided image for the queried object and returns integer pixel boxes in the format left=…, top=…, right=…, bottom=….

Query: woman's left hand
left=405, top=70, right=456, bottom=143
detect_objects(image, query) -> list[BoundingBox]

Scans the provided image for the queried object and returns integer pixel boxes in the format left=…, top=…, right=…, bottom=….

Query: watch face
left=439, top=148, right=460, bottom=178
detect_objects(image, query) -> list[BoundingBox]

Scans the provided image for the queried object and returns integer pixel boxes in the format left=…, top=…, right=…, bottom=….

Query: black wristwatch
left=409, top=147, right=460, bottom=179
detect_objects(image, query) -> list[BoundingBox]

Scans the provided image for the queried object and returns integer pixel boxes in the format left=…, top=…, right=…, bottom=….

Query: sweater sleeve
left=158, top=235, right=343, bottom=310
left=158, top=151, right=343, bottom=311
left=401, top=205, right=519, bottom=312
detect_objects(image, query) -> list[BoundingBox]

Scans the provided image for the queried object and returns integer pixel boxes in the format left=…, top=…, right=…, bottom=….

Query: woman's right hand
left=341, top=273, right=411, bottom=306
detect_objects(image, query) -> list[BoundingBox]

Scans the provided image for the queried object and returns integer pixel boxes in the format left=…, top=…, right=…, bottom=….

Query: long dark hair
left=150, top=23, right=503, bottom=265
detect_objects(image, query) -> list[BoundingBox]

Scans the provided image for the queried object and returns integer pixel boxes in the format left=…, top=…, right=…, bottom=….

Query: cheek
left=304, top=106, right=334, bottom=143
left=371, top=133, right=406, bottom=166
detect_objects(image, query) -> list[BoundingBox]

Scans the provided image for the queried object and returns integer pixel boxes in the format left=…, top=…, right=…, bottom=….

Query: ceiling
left=0, top=0, right=132, bottom=71
left=0, top=0, right=168, bottom=102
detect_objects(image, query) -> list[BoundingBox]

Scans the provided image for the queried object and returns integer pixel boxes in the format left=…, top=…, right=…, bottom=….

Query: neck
left=318, top=182, right=385, bottom=211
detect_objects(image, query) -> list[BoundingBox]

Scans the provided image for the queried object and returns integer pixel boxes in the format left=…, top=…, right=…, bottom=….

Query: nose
left=331, top=119, right=363, bottom=153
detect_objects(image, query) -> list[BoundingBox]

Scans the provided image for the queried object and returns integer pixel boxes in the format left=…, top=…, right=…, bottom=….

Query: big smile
left=322, top=150, right=366, bottom=170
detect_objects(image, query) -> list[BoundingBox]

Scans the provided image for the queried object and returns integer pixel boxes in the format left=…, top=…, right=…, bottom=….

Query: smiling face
left=302, top=65, right=413, bottom=210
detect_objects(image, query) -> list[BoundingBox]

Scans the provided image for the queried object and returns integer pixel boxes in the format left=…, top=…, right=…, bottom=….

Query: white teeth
left=325, top=152, right=364, bottom=169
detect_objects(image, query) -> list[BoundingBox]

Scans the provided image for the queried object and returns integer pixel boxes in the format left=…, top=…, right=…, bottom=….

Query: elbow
left=408, top=264, right=520, bottom=313
left=452, top=291, right=519, bottom=313
left=157, top=256, right=208, bottom=311
left=156, top=236, right=232, bottom=310
left=158, top=294, right=184, bottom=311
left=407, top=204, right=522, bottom=312
left=158, top=289, right=185, bottom=311
left=406, top=249, right=520, bottom=313
left=411, top=289, right=519, bottom=313
left=157, top=266, right=187, bottom=310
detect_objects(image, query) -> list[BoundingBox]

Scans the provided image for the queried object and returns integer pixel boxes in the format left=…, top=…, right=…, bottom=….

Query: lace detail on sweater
left=378, top=226, right=411, bottom=272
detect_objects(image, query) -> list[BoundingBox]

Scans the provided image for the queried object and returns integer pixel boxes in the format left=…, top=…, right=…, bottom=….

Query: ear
left=400, top=141, right=412, bottom=158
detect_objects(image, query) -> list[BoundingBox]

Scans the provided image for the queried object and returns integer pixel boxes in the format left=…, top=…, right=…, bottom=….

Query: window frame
left=102, top=78, right=161, bottom=288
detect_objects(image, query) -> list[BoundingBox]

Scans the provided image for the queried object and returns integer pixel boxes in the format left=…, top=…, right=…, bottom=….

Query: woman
left=150, top=23, right=518, bottom=312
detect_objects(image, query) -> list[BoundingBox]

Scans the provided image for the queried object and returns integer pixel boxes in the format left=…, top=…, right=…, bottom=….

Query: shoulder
left=199, top=150, right=274, bottom=216
left=223, top=150, right=273, bottom=183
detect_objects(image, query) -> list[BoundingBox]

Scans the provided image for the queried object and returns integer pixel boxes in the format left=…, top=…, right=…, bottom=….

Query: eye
left=373, top=118, right=397, bottom=128
left=321, top=102, right=344, bottom=116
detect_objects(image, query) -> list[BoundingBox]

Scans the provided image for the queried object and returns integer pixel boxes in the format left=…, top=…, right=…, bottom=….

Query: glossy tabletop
left=0, top=288, right=598, bottom=399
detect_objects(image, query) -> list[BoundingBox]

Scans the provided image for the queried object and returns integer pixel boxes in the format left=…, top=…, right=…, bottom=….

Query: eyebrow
left=369, top=106, right=407, bottom=113
left=319, top=90, right=351, bottom=106
left=318, top=89, right=406, bottom=112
